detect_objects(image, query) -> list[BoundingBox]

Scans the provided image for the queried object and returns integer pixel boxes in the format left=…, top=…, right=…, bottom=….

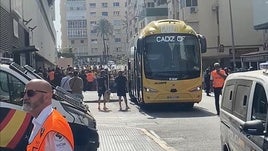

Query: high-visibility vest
left=27, top=110, right=74, bottom=151
left=211, top=69, right=225, bottom=88
left=86, top=73, right=95, bottom=82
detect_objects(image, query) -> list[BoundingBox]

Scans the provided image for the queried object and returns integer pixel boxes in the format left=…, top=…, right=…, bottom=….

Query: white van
left=220, top=62, right=268, bottom=151
left=0, top=61, right=99, bottom=151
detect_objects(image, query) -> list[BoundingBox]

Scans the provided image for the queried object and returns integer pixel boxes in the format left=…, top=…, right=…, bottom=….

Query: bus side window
left=251, top=83, right=267, bottom=122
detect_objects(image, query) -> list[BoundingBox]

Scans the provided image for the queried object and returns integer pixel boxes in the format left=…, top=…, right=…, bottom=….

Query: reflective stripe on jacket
left=27, top=110, right=74, bottom=151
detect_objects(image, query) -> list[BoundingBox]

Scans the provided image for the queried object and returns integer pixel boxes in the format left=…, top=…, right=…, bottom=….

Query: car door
left=0, top=70, right=32, bottom=150
left=247, top=82, right=268, bottom=151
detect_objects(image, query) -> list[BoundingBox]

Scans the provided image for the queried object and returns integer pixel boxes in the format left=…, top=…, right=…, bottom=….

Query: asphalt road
left=85, top=91, right=221, bottom=151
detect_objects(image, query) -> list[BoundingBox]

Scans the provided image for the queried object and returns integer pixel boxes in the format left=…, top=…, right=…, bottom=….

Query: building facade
left=61, top=0, right=128, bottom=66
left=126, top=0, right=168, bottom=50
left=126, top=0, right=268, bottom=71
left=240, top=0, right=268, bottom=69
left=0, top=0, right=57, bottom=68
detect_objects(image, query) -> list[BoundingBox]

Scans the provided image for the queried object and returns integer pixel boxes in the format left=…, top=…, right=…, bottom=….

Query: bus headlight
left=144, top=87, right=158, bottom=93
left=189, top=86, right=201, bottom=92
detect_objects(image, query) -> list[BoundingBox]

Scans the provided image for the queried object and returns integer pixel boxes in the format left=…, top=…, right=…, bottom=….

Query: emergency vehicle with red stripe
left=0, top=58, right=99, bottom=151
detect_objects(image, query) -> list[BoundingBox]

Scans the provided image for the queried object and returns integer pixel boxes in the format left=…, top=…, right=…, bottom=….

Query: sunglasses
left=21, top=90, right=48, bottom=98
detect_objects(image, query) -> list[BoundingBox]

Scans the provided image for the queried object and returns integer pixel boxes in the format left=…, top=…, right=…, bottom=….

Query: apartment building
left=61, top=0, right=127, bottom=66
left=0, top=0, right=57, bottom=68
left=126, top=0, right=168, bottom=50
left=241, top=0, right=268, bottom=69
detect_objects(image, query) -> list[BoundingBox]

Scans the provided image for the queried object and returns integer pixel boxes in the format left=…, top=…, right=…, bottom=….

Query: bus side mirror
left=137, top=38, right=143, bottom=54
left=198, top=34, right=207, bottom=53
left=128, top=60, right=131, bottom=70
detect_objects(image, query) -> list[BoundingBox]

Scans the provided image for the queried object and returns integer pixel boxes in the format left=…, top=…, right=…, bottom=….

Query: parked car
left=0, top=61, right=99, bottom=151
left=220, top=62, right=268, bottom=151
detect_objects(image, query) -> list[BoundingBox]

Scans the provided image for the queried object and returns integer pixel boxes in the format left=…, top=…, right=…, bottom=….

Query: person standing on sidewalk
left=210, top=63, right=227, bottom=115
left=96, top=70, right=108, bottom=110
left=115, top=71, right=130, bottom=111
left=69, top=70, right=84, bottom=100
left=86, top=70, right=96, bottom=91
left=22, top=79, right=74, bottom=151
left=204, top=69, right=211, bottom=96
left=60, top=71, right=72, bottom=93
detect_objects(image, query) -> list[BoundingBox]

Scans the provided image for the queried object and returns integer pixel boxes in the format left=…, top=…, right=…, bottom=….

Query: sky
left=54, top=0, right=61, bottom=49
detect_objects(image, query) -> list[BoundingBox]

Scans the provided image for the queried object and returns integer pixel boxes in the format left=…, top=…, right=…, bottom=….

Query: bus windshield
left=143, top=34, right=201, bottom=80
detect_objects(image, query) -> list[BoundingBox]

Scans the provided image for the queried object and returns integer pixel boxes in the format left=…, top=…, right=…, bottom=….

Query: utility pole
left=228, top=0, right=236, bottom=70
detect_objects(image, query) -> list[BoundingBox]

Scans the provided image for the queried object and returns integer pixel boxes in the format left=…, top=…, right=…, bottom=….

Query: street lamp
left=228, top=0, right=236, bottom=70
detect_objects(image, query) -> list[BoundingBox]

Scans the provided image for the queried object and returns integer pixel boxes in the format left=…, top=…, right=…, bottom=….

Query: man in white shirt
left=22, top=79, right=74, bottom=151
left=60, top=71, right=72, bottom=93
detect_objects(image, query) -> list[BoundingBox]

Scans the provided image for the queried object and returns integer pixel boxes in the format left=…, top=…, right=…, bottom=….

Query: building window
left=67, top=20, right=87, bottom=28
left=67, top=29, right=87, bottom=38
left=89, top=3, right=96, bottom=8
left=113, top=11, right=120, bottom=16
left=81, top=40, right=84, bottom=43
left=186, top=0, right=197, bottom=7
left=90, top=12, right=96, bottom=16
left=102, top=3, right=108, bottom=7
left=71, top=40, right=75, bottom=44
left=91, top=29, right=97, bottom=33
left=113, top=2, right=120, bottom=7
left=102, top=12, right=108, bottom=16
left=147, top=2, right=154, bottom=8
left=90, top=21, right=96, bottom=25
left=91, top=39, right=98, bottom=43
left=113, top=20, right=121, bottom=26
left=114, top=29, right=121, bottom=34
left=115, top=38, right=121, bottom=42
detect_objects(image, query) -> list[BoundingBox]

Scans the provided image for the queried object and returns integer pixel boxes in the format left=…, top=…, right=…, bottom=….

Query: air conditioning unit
left=190, top=7, right=198, bottom=13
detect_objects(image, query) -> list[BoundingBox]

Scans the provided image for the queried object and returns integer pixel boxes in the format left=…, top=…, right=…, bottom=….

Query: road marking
left=138, top=128, right=177, bottom=151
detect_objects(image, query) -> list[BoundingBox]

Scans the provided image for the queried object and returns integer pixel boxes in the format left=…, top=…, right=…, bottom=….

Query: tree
left=94, top=19, right=113, bottom=64
left=58, top=48, right=75, bottom=58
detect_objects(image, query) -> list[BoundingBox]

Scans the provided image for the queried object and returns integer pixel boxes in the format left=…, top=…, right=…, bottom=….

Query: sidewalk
left=82, top=91, right=176, bottom=151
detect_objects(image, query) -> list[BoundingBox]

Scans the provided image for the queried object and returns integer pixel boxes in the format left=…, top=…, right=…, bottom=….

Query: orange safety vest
left=211, top=69, right=225, bottom=88
left=86, top=73, right=95, bottom=82
left=27, top=110, right=74, bottom=151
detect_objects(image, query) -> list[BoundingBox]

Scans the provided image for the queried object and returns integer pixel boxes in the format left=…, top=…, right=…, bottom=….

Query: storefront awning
left=12, top=46, right=39, bottom=53
left=241, top=51, right=268, bottom=62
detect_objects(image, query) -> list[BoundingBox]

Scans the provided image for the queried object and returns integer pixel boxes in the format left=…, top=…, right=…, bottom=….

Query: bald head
left=27, top=79, right=52, bottom=92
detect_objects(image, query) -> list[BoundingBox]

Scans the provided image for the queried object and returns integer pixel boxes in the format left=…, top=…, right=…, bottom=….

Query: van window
left=233, top=85, right=250, bottom=121
left=251, top=83, right=267, bottom=122
left=221, top=83, right=235, bottom=112
left=0, top=71, right=25, bottom=105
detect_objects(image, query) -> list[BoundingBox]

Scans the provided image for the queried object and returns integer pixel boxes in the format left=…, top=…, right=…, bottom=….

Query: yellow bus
left=127, top=19, right=207, bottom=109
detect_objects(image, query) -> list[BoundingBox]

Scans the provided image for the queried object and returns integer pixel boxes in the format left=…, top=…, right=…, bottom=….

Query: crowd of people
left=35, top=64, right=129, bottom=111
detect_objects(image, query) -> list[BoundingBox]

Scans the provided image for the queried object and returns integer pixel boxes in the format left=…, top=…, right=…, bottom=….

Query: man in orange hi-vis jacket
left=22, top=79, right=74, bottom=151
left=210, top=63, right=227, bottom=115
